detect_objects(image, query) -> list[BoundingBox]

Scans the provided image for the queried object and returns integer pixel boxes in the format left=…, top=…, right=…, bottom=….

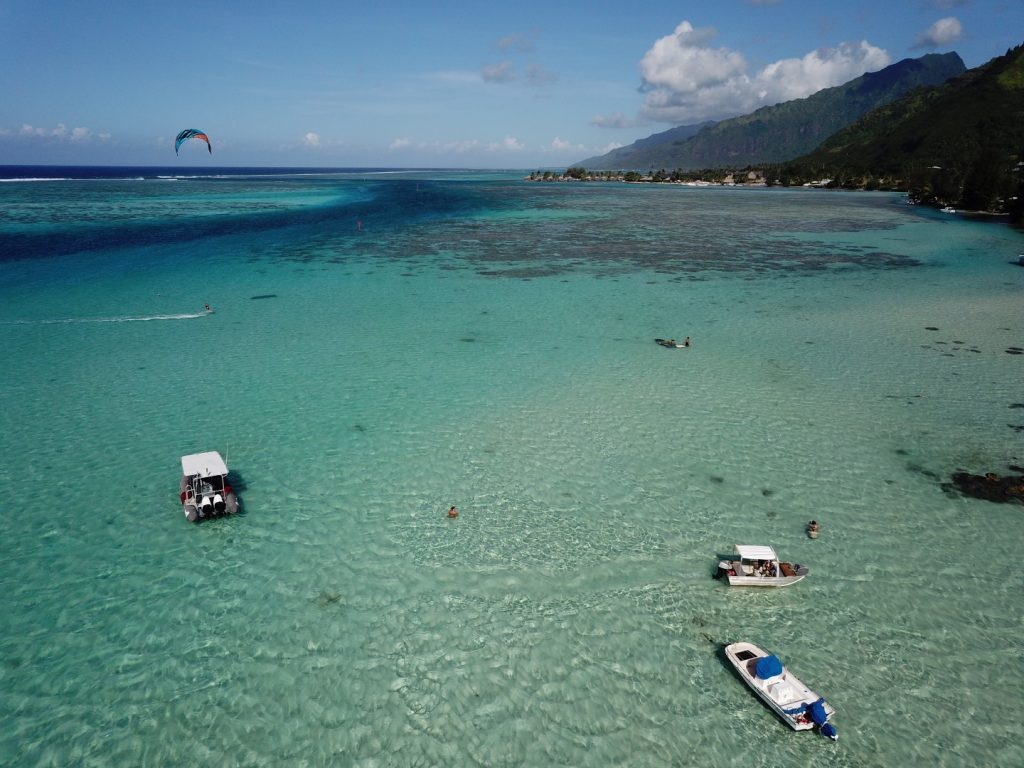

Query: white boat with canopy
left=724, top=641, right=837, bottom=741
left=179, top=451, right=239, bottom=522
left=715, top=545, right=808, bottom=587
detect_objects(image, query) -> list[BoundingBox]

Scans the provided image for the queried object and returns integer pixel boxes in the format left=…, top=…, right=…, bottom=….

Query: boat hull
left=726, top=573, right=806, bottom=587
left=724, top=642, right=835, bottom=732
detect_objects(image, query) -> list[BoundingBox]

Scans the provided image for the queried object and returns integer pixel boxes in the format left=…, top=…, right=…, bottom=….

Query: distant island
left=544, top=44, right=1024, bottom=226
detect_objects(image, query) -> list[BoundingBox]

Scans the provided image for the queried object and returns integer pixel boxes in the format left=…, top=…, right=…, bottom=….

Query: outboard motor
left=809, top=699, right=837, bottom=741
left=200, top=496, right=214, bottom=516
left=213, top=493, right=225, bottom=513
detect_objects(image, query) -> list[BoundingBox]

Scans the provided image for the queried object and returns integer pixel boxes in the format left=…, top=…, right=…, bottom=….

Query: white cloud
left=639, top=21, right=890, bottom=124
left=388, top=137, right=529, bottom=156
left=914, top=17, right=963, bottom=48
left=498, top=34, right=535, bottom=53
left=591, top=112, right=646, bottom=129
left=16, top=122, right=104, bottom=142
left=597, top=141, right=624, bottom=155
left=756, top=42, right=890, bottom=102
left=413, top=139, right=482, bottom=154
left=640, top=22, right=746, bottom=94
left=482, top=61, right=515, bottom=83
left=303, top=132, right=321, bottom=147
left=550, top=137, right=585, bottom=152
left=525, top=63, right=557, bottom=86
left=489, top=136, right=524, bottom=152
left=422, top=70, right=482, bottom=85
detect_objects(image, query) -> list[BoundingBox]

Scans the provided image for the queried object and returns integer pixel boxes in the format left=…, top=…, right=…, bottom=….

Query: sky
left=1, top=0, right=1021, bottom=168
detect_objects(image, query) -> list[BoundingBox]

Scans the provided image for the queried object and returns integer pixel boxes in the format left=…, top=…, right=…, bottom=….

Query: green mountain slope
left=787, top=44, right=1024, bottom=192
left=578, top=53, right=966, bottom=171
left=575, top=121, right=714, bottom=170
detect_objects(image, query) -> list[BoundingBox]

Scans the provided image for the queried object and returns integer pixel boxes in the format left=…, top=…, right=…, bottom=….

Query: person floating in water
left=447, top=505, right=458, bottom=518
left=807, top=520, right=819, bottom=538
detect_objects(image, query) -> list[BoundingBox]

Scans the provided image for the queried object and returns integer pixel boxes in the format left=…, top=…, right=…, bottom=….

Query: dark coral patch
left=943, top=471, right=1024, bottom=503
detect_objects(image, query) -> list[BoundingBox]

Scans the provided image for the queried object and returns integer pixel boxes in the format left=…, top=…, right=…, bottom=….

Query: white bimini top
left=181, top=451, right=228, bottom=477
left=734, top=545, right=778, bottom=561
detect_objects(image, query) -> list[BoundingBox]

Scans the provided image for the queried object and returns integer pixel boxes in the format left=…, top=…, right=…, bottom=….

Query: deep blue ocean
left=1, top=167, right=1023, bottom=767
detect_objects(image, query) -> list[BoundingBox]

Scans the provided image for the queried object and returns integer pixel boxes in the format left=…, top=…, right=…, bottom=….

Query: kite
left=175, top=129, right=212, bottom=155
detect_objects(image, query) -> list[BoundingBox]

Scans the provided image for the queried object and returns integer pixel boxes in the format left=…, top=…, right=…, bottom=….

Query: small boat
left=724, top=641, right=837, bottom=741
left=940, top=206, right=956, bottom=214
left=715, top=545, right=808, bottom=587
left=655, top=338, right=689, bottom=348
left=179, top=451, right=239, bottom=522
left=1017, top=254, right=1024, bottom=267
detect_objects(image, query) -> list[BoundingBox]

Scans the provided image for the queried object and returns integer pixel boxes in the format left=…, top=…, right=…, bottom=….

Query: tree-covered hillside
left=786, top=44, right=1024, bottom=216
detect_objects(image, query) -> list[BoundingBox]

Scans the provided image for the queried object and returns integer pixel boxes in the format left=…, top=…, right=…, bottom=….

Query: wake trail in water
left=6, top=311, right=212, bottom=325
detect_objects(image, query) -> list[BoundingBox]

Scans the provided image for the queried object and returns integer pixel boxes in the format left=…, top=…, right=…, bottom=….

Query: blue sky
left=1, top=0, right=1020, bottom=167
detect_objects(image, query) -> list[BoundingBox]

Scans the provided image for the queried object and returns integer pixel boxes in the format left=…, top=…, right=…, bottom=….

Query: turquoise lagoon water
left=1, top=171, right=1023, bottom=767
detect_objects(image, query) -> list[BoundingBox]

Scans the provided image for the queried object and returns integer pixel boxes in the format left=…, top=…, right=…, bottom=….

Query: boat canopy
left=181, top=451, right=228, bottom=478
left=755, top=655, right=783, bottom=679
left=735, top=545, right=778, bottom=561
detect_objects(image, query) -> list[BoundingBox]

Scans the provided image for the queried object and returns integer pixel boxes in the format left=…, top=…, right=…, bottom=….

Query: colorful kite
left=175, top=129, right=212, bottom=155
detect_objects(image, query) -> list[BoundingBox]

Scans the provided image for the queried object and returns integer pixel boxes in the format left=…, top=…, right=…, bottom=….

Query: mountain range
left=787, top=44, right=1024, bottom=178
left=576, top=52, right=967, bottom=171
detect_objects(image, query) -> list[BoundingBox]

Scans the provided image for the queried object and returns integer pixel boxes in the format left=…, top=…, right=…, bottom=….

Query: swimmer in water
left=448, top=506, right=458, bottom=518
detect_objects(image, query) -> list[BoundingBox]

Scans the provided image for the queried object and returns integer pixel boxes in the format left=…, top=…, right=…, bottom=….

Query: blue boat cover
left=809, top=698, right=828, bottom=725
left=755, top=655, right=783, bottom=679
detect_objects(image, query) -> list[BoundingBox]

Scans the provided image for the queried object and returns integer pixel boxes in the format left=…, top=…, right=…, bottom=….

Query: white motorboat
left=724, top=641, right=838, bottom=741
left=179, top=451, right=239, bottom=522
left=715, top=545, right=808, bottom=587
